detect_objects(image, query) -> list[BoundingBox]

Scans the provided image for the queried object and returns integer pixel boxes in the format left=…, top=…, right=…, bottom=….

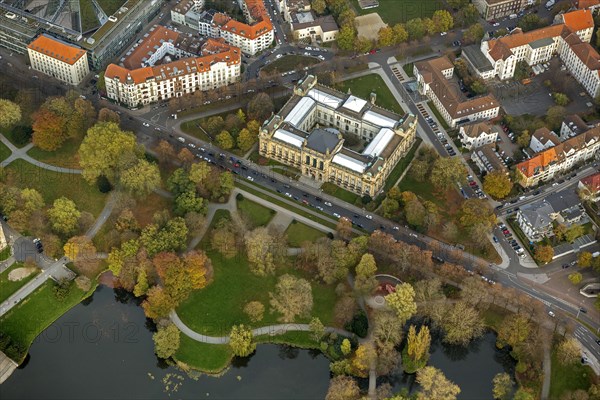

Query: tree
left=463, top=24, right=484, bottom=44
left=311, top=0, right=326, bottom=15
left=416, top=366, right=461, bottom=400
left=458, top=199, right=496, bottom=230
left=354, top=253, right=378, bottom=295
left=211, top=219, right=237, bottom=258
left=430, top=157, right=466, bottom=190
left=229, top=324, right=256, bottom=356
left=63, top=235, right=99, bottom=275
left=336, top=217, right=353, bottom=241
left=341, top=338, right=352, bottom=355
left=237, top=128, right=255, bottom=151
left=438, top=301, right=485, bottom=346
left=353, top=37, right=372, bottom=54
left=447, top=0, right=468, bottom=8
left=405, top=197, right=427, bottom=228
left=378, top=26, right=396, bottom=47
left=155, top=140, right=176, bottom=165
left=565, top=224, right=585, bottom=243
left=269, top=274, right=313, bottom=322
left=382, top=197, right=399, bottom=218
left=393, top=24, right=409, bottom=43
left=188, top=161, right=211, bottom=185
left=244, top=301, right=265, bottom=322
left=568, top=272, right=583, bottom=285
left=534, top=245, right=554, bottom=264
left=142, top=286, right=175, bottom=319
left=516, top=131, right=531, bottom=148
left=405, top=324, right=431, bottom=372
left=140, top=217, right=189, bottom=257
left=247, top=93, right=274, bottom=122
left=325, top=376, right=361, bottom=400
left=461, top=276, right=490, bottom=307
left=577, top=252, right=593, bottom=268
left=133, top=268, right=149, bottom=297
left=496, top=314, right=531, bottom=349
left=546, top=106, right=566, bottom=130
left=309, top=317, right=325, bottom=341
left=244, top=227, right=283, bottom=276
left=483, top=171, right=513, bottom=199
left=556, top=337, right=581, bottom=366
left=517, top=14, right=545, bottom=32
left=384, top=283, right=417, bottom=323
left=48, top=197, right=81, bottom=236
left=492, top=372, right=513, bottom=400
left=246, top=120, right=261, bottom=136
left=337, top=25, right=356, bottom=50
left=406, top=18, right=426, bottom=40
left=153, top=323, right=180, bottom=359
left=177, top=147, right=195, bottom=167
left=205, top=116, right=225, bottom=136
left=0, top=99, right=21, bottom=128
left=119, top=159, right=161, bottom=197
left=372, top=310, right=404, bottom=348
left=216, top=130, right=234, bottom=150
left=352, top=342, right=376, bottom=376
left=432, top=10, right=453, bottom=33
left=78, top=122, right=139, bottom=184
left=174, top=190, right=206, bottom=216
left=553, top=92, right=570, bottom=106
left=31, top=107, right=69, bottom=151
left=513, top=388, right=535, bottom=400
left=98, top=108, right=120, bottom=124
left=20, top=188, right=44, bottom=214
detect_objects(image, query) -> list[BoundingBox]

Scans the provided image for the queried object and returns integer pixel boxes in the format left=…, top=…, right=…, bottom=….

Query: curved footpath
left=170, top=310, right=353, bottom=345
left=0, top=136, right=82, bottom=174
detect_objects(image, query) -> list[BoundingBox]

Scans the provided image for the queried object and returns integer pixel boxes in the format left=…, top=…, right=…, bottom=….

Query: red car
left=233, top=163, right=240, bottom=168
left=469, top=181, right=477, bottom=187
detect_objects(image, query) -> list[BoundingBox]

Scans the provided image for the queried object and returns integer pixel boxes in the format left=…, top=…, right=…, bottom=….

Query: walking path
left=542, top=347, right=551, bottom=400
left=0, top=135, right=82, bottom=174
left=170, top=310, right=353, bottom=345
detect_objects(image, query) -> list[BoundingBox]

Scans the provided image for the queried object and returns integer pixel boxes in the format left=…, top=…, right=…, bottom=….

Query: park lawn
left=285, top=221, right=327, bottom=247
left=549, top=348, right=594, bottom=399
left=383, top=137, right=421, bottom=192
left=262, top=55, right=319, bottom=74
left=178, top=213, right=338, bottom=336
left=0, top=279, right=92, bottom=362
left=27, top=137, right=82, bottom=169
left=0, top=247, right=10, bottom=261
left=350, top=0, right=444, bottom=25
left=97, top=0, right=127, bottom=15
left=256, top=331, right=321, bottom=348
left=237, top=197, right=276, bottom=228
left=174, top=335, right=233, bottom=374
left=131, top=191, right=173, bottom=227
left=427, top=101, right=450, bottom=130
left=0, top=140, right=10, bottom=162
left=335, top=74, right=404, bottom=115
left=180, top=120, right=214, bottom=143
left=0, top=263, right=40, bottom=304
left=321, top=182, right=360, bottom=205
left=271, top=166, right=301, bottom=180
left=5, top=159, right=107, bottom=217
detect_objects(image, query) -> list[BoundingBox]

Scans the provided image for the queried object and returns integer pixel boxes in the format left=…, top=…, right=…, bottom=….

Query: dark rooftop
left=306, top=128, right=342, bottom=153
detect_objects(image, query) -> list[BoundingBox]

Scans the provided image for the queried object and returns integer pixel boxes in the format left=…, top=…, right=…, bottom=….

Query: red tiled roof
left=561, top=8, right=594, bottom=32
left=27, top=35, right=86, bottom=65
left=580, top=172, right=600, bottom=193
left=213, top=0, right=273, bottom=40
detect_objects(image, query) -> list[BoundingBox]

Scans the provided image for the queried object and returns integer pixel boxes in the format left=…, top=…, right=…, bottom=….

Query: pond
left=2, top=285, right=515, bottom=399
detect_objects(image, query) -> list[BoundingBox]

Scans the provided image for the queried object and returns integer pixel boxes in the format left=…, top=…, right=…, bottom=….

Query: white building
left=291, top=13, right=339, bottom=43
left=104, top=35, right=241, bottom=109
left=516, top=125, right=600, bottom=187
left=560, top=114, right=590, bottom=140
left=27, top=34, right=89, bottom=86
left=413, top=56, right=500, bottom=128
left=459, top=121, right=499, bottom=150
left=171, top=0, right=274, bottom=55
left=472, top=0, right=531, bottom=20
left=466, top=9, right=600, bottom=98
left=529, top=127, right=560, bottom=153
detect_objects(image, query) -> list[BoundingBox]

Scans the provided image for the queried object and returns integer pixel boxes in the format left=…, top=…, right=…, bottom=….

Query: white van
left=509, top=14, right=518, bottom=19
left=177, top=137, right=185, bottom=143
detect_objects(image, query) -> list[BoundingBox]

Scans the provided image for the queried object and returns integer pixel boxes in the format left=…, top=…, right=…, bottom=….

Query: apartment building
left=465, top=9, right=600, bottom=98
left=529, top=127, right=560, bottom=153
left=560, top=114, right=590, bottom=140
left=459, top=121, right=499, bottom=150
left=171, top=0, right=274, bottom=55
left=27, top=34, right=89, bottom=85
left=104, top=31, right=241, bottom=108
left=472, top=0, right=530, bottom=20
left=515, top=125, right=600, bottom=187
left=413, top=56, right=500, bottom=128
left=291, top=13, right=339, bottom=43
left=259, top=75, right=417, bottom=196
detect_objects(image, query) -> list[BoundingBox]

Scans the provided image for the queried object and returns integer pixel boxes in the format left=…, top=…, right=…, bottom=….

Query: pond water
left=1, top=285, right=515, bottom=399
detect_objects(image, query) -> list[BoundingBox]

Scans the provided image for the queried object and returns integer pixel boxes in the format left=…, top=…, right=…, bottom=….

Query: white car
left=492, top=22, right=500, bottom=27
left=333, top=213, right=341, bottom=218
left=365, top=215, right=373, bottom=220
left=316, top=206, right=324, bottom=211
left=188, top=143, right=196, bottom=149
left=392, top=226, right=399, bottom=231
left=440, top=31, right=447, bottom=36
left=276, top=54, right=283, bottom=59
left=247, top=176, right=254, bottom=182
left=285, top=192, right=292, bottom=198
left=324, top=201, right=332, bottom=207
left=548, top=311, right=555, bottom=317
left=409, top=233, right=418, bottom=238
left=142, top=122, right=150, bottom=127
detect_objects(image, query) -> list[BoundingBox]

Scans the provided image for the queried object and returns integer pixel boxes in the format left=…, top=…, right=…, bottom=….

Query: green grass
left=180, top=120, right=214, bottom=143
left=398, top=174, right=441, bottom=205
left=427, top=101, right=450, bottom=130
left=383, top=137, right=421, bottom=192
left=0, top=280, right=91, bottom=362
left=1, top=130, right=27, bottom=148
left=285, top=221, right=328, bottom=247
left=336, top=74, right=404, bottom=115
left=235, top=181, right=339, bottom=231
left=351, top=0, right=445, bottom=25
left=402, top=63, right=414, bottom=78
left=5, top=159, right=107, bottom=217
left=256, top=331, right=321, bottom=348
left=0, top=263, right=40, bottom=304
left=97, top=0, right=127, bottom=15
left=79, top=0, right=100, bottom=32
left=549, top=347, right=594, bottom=399
left=174, top=335, right=233, bottom=374
left=262, top=55, right=319, bottom=74
left=237, top=197, right=276, bottom=228
left=0, top=247, right=10, bottom=262
left=0, top=140, right=10, bottom=162
left=177, top=214, right=338, bottom=336
left=321, top=182, right=360, bottom=205
left=27, top=138, right=82, bottom=168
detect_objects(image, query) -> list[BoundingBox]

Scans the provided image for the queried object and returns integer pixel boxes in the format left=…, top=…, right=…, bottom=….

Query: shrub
left=345, top=311, right=368, bottom=338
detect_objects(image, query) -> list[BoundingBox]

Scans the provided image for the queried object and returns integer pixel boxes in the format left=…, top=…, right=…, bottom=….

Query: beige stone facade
left=259, top=75, right=417, bottom=197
